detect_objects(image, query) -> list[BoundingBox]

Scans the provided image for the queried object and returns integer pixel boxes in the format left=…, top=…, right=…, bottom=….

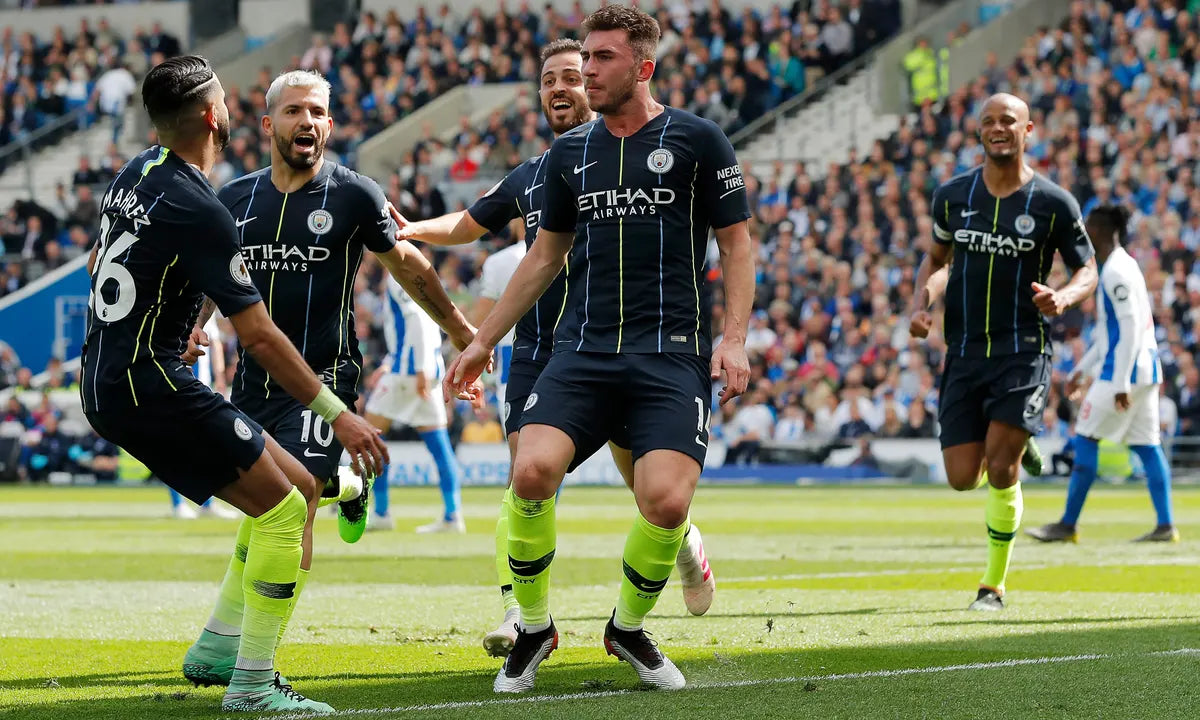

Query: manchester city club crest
left=1014, top=213, right=1036, bottom=235
left=229, top=253, right=253, bottom=286
left=308, top=209, right=334, bottom=235
left=647, top=148, right=674, bottom=174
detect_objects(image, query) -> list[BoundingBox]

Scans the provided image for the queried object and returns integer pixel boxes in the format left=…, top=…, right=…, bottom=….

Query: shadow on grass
left=5, top=621, right=1200, bottom=720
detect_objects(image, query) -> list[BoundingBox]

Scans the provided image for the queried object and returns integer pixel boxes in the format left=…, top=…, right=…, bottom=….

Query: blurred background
left=0, top=0, right=1189, bottom=492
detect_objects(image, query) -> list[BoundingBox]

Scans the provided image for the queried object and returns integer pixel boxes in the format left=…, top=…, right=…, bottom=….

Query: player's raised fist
left=1031, top=282, right=1067, bottom=317
left=909, top=310, right=933, bottom=339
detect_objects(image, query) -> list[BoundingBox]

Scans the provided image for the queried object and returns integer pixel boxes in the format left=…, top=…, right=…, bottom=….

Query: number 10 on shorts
left=299, top=409, right=334, bottom=447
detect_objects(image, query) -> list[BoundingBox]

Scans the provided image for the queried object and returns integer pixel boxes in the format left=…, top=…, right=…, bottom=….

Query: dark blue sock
left=374, top=463, right=390, bottom=517
left=1061, top=436, right=1098, bottom=526
left=421, top=429, right=461, bottom=521
left=1132, top=444, right=1174, bottom=527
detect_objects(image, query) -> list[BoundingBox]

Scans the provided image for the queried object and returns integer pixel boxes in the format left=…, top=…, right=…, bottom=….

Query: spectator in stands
left=72, top=156, right=102, bottom=187
left=91, top=61, right=137, bottom=143
left=0, top=344, right=19, bottom=389
left=16, top=215, right=48, bottom=262
left=461, top=408, right=505, bottom=444
left=724, top=382, right=776, bottom=466
left=8, top=367, right=33, bottom=394
left=23, top=414, right=70, bottom=482
left=0, top=261, right=24, bottom=296
left=820, top=7, right=855, bottom=74
left=772, top=400, right=807, bottom=443
left=140, top=21, right=180, bottom=59
left=301, top=33, right=334, bottom=75
left=2, top=396, right=30, bottom=428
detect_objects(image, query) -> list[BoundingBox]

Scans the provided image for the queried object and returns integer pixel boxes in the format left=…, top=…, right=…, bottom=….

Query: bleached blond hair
left=265, top=70, right=331, bottom=114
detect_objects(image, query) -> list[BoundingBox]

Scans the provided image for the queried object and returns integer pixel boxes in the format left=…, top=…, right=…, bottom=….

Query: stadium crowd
left=10, top=0, right=1200, bottom=480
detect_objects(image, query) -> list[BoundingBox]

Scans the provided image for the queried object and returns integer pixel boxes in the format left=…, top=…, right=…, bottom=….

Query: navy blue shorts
left=519, top=351, right=710, bottom=470
left=938, top=352, right=1051, bottom=449
left=234, top=389, right=359, bottom=485
left=86, top=379, right=266, bottom=505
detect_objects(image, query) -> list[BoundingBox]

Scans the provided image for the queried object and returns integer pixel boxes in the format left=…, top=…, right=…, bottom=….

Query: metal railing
left=0, top=105, right=95, bottom=200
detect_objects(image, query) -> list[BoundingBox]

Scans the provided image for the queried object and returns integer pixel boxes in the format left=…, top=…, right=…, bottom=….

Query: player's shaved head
left=978, top=92, right=1033, bottom=164
left=980, top=93, right=1030, bottom=122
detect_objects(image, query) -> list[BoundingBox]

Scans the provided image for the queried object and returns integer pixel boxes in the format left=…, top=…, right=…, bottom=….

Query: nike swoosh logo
left=234, top=217, right=257, bottom=227
left=573, top=162, right=597, bottom=175
left=303, top=449, right=327, bottom=458
left=960, top=210, right=979, bottom=218
left=509, top=559, right=538, bottom=571
left=524, top=183, right=543, bottom=196
left=695, top=435, right=707, bottom=448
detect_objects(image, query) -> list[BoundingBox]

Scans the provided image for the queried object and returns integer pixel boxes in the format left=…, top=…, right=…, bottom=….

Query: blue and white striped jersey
left=1075, top=247, right=1161, bottom=391
left=381, top=276, right=444, bottom=379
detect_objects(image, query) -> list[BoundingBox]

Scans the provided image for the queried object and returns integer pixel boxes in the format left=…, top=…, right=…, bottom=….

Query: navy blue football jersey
left=467, top=151, right=567, bottom=363
left=217, top=161, right=397, bottom=399
left=931, top=168, right=1094, bottom=358
left=81, top=146, right=262, bottom=412
left=539, top=107, right=751, bottom=357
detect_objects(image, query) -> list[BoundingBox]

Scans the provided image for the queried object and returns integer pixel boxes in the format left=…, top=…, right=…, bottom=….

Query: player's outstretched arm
left=443, top=227, right=573, bottom=401
left=910, top=242, right=953, bottom=339
left=228, top=301, right=388, bottom=477
left=713, top=221, right=754, bottom=406
left=389, top=205, right=488, bottom=246
left=376, top=241, right=476, bottom=350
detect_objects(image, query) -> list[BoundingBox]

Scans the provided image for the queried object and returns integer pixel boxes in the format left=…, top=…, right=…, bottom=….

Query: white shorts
left=365, top=373, right=447, bottom=428
left=1075, top=381, right=1160, bottom=446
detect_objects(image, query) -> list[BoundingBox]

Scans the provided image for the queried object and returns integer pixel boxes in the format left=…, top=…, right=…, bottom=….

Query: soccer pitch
left=2, top=484, right=1199, bottom=719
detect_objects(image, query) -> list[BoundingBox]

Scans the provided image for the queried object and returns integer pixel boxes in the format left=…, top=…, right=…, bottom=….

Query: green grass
left=2, top=484, right=1200, bottom=719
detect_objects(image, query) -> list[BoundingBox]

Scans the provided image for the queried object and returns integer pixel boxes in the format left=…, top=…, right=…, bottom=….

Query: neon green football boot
left=337, top=466, right=374, bottom=544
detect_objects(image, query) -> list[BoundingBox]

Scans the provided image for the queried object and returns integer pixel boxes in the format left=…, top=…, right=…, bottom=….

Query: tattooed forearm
left=195, top=296, right=217, bottom=328
left=409, top=276, right=447, bottom=320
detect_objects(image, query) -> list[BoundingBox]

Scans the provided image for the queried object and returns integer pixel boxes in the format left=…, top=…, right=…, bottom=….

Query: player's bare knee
left=636, top=484, right=691, bottom=528
left=642, top=497, right=690, bottom=529
left=511, top=456, right=561, bottom=500
left=985, top=457, right=1020, bottom=488
left=946, top=471, right=982, bottom=492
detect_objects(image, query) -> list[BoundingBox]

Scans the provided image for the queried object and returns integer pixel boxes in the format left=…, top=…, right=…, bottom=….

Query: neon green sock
left=228, top=487, right=305, bottom=694
left=981, top=482, right=1023, bottom=593
left=615, top=514, right=687, bottom=630
left=195, top=516, right=252, bottom=656
left=276, top=568, right=309, bottom=643
left=506, top=487, right=555, bottom=631
left=496, top=500, right=519, bottom=614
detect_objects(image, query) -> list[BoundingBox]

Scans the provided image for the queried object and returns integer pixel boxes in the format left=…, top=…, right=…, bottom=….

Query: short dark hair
left=540, top=37, right=582, bottom=64
left=141, top=55, right=219, bottom=131
left=1087, top=203, right=1132, bottom=246
left=582, top=4, right=661, bottom=63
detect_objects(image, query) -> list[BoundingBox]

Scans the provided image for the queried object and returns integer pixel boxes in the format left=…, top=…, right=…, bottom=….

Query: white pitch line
left=273, top=648, right=1199, bottom=718
left=726, top=555, right=1200, bottom=584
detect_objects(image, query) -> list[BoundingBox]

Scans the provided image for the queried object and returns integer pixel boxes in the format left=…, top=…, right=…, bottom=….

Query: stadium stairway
left=0, top=108, right=142, bottom=210
left=737, top=69, right=899, bottom=180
